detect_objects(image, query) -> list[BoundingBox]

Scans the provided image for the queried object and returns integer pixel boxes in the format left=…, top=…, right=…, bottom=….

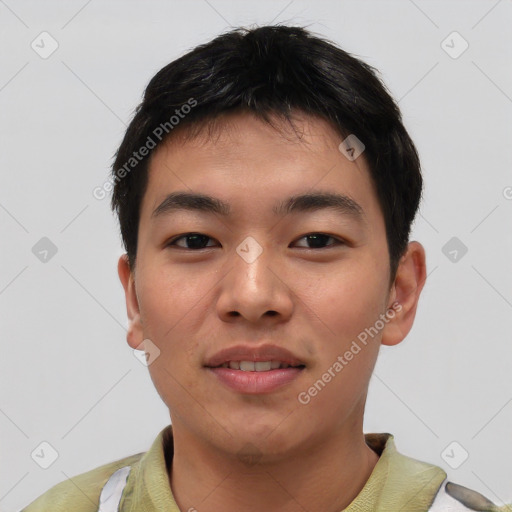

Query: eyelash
left=165, top=233, right=346, bottom=250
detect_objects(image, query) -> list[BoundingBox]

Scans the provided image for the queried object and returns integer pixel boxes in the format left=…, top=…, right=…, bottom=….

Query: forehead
left=139, top=111, right=381, bottom=227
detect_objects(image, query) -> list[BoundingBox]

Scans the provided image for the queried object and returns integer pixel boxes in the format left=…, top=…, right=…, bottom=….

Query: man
left=22, top=24, right=511, bottom=512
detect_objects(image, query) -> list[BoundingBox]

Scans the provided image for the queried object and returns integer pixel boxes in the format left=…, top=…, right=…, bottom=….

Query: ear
left=117, top=254, right=144, bottom=350
left=381, top=241, right=427, bottom=347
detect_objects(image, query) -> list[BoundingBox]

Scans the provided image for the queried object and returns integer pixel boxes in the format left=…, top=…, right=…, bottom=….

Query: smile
left=216, top=360, right=305, bottom=371
left=207, top=361, right=305, bottom=394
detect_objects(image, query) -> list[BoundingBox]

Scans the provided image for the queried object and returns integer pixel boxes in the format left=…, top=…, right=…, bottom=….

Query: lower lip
left=207, top=367, right=304, bottom=394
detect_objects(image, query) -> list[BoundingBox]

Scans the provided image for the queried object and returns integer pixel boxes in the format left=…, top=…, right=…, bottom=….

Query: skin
left=118, top=110, right=426, bottom=512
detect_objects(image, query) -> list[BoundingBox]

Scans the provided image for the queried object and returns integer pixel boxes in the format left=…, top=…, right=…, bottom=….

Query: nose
left=215, top=238, right=294, bottom=325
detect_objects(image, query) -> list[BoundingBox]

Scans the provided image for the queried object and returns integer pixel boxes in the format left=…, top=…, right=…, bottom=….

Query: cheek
left=298, top=264, right=386, bottom=418
left=314, top=258, right=389, bottom=343
left=136, top=269, right=203, bottom=386
left=138, top=264, right=205, bottom=336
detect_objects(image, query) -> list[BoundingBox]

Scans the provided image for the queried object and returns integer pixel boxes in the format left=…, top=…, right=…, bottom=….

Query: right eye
left=166, top=233, right=218, bottom=250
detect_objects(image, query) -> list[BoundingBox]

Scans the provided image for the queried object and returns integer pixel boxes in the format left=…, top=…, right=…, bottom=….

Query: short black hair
left=110, top=24, right=422, bottom=283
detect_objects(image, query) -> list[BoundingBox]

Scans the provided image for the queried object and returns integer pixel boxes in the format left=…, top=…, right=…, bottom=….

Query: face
left=118, top=111, right=421, bottom=461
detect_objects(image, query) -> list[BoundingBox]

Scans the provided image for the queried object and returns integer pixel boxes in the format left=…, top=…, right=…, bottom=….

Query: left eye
left=166, top=233, right=343, bottom=250
left=293, top=233, right=342, bottom=249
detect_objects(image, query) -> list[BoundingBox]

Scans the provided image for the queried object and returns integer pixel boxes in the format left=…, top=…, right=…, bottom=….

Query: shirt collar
left=122, top=425, right=446, bottom=512
left=345, top=432, right=447, bottom=512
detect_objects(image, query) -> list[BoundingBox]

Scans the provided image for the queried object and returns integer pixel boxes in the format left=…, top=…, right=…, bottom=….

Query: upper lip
left=204, top=344, right=305, bottom=368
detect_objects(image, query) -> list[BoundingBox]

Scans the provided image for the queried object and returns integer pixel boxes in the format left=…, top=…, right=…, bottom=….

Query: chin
left=222, top=416, right=307, bottom=455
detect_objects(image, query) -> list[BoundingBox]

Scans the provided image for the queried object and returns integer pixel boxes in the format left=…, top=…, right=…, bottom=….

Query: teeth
left=255, top=361, right=272, bottom=371
left=240, top=361, right=255, bottom=371
left=220, top=360, right=298, bottom=371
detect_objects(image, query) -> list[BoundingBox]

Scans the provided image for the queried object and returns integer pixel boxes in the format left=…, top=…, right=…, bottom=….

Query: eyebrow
left=151, top=190, right=366, bottom=223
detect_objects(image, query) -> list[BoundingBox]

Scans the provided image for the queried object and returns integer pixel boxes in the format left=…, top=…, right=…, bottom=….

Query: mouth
left=213, top=360, right=305, bottom=371
left=204, top=345, right=306, bottom=394
left=207, top=364, right=305, bottom=394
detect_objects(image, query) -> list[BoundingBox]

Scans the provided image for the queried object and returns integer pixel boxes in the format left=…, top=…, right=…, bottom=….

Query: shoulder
left=367, top=433, right=511, bottom=511
left=21, top=452, right=144, bottom=512
left=429, top=479, right=512, bottom=512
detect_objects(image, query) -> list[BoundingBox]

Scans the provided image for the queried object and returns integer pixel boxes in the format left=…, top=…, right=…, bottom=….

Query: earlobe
left=381, top=241, right=427, bottom=347
left=117, top=254, right=144, bottom=350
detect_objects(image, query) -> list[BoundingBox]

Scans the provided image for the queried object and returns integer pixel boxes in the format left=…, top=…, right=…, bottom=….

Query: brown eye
left=167, top=233, right=217, bottom=250
left=293, top=233, right=343, bottom=249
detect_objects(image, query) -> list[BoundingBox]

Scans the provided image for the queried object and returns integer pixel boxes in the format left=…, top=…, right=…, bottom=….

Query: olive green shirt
left=22, top=425, right=510, bottom=511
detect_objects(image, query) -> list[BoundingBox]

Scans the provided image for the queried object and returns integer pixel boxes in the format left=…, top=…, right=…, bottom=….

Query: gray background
left=1, top=0, right=511, bottom=510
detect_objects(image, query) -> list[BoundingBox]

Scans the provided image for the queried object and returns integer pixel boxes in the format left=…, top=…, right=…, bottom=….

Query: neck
left=168, top=421, right=380, bottom=512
